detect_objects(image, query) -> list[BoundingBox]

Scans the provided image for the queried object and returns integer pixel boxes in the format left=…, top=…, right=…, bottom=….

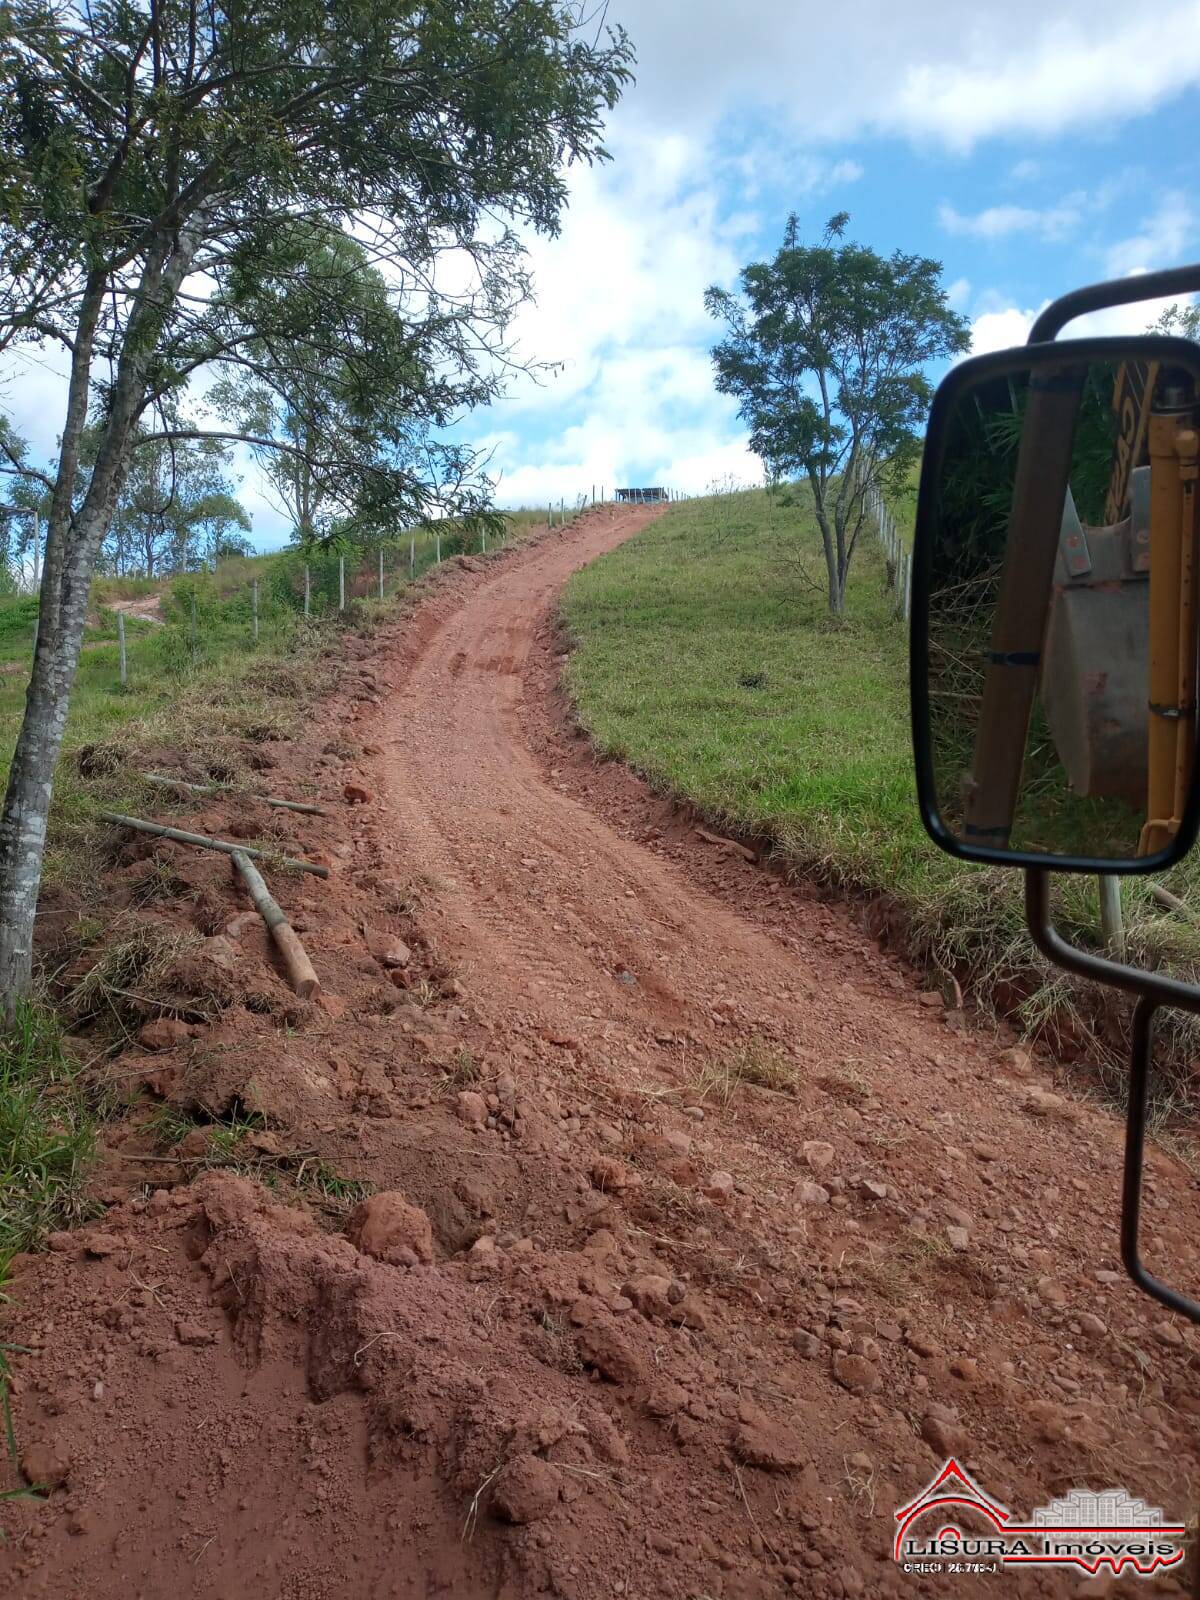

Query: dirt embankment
left=3, top=504, right=1200, bottom=1599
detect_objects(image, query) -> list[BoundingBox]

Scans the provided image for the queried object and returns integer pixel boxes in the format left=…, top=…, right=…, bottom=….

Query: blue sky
left=474, top=0, right=1200, bottom=516
left=3, top=1, right=1200, bottom=545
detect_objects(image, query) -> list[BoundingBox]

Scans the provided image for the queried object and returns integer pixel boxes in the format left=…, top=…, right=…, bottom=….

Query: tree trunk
left=810, top=494, right=842, bottom=616
left=0, top=510, right=106, bottom=1011
left=0, top=223, right=203, bottom=1020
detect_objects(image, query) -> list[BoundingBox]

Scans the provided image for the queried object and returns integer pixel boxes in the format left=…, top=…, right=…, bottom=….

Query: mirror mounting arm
left=1024, top=867, right=1200, bottom=1323
left=1029, top=263, right=1200, bottom=344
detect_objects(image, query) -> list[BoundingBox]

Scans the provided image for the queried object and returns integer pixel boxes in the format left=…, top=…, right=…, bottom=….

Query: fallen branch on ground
left=231, top=849, right=320, bottom=999
left=694, top=827, right=757, bottom=864
left=140, top=772, right=325, bottom=815
left=1151, top=885, right=1196, bottom=920
left=98, top=811, right=329, bottom=877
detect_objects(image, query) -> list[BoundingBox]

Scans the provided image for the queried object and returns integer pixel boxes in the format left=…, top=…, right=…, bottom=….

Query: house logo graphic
left=894, top=1459, right=1186, bottom=1578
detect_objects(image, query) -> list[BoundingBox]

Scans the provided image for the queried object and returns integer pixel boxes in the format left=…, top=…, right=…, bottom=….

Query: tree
left=0, top=1, right=633, bottom=1015
left=1152, top=303, right=1200, bottom=340
left=209, top=225, right=449, bottom=544
left=94, top=427, right=249, bottom=576
left=706, top=214, right=970, bottom=615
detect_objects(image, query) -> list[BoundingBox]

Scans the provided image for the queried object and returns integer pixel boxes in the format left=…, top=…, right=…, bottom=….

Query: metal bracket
left=1058, top=485, right=1092, bottom=579
left=1024, top=868, right=1200, bottom=1324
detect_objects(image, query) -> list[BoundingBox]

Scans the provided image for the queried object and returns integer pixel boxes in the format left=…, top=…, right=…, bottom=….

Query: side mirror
left=911, top=335, right=1200, bottom=873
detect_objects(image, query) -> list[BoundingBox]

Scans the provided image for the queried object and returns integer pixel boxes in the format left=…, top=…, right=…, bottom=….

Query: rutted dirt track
left=4, top=505, right=1200, bottom=1598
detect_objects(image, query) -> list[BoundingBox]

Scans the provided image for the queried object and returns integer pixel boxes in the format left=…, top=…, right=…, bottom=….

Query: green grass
left=562, top=487, right=1200, bottom=1112
left=563, top=486, right=930, bottom=895
left=0, top=1004, right=96, bottom=1257
left=90, top=574, right=159, bottom=604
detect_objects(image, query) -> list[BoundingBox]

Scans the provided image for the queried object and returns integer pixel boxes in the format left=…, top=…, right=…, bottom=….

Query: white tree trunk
left=0, top=226, right=202, bottom=1019
left=0, top=512, right=105, bottom=1010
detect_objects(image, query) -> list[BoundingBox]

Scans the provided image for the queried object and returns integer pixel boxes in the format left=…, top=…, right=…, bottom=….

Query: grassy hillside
left=562, top=487, right=1200, bottom=1114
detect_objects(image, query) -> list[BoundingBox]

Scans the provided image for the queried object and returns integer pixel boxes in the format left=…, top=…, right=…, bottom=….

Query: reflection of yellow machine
left=1040, top=364, right=1199, bottom=853
left=966, top=361, right=1199, bottom=854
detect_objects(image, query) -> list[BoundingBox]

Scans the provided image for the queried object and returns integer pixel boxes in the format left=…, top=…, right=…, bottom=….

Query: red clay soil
left=3, top=504, right=1200, bottom=1599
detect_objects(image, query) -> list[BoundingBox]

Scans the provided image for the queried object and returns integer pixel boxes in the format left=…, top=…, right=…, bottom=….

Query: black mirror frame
left=909, top=332, right=1200, bottom=876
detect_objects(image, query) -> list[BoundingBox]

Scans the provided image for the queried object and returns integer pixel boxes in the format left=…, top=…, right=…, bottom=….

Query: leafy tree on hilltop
left=707, top=214, right=969, bottom=615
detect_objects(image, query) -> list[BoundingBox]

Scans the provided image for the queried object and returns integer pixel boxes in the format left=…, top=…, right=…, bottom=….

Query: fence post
left=435, top=529, right=441, bottom=564
left=339, top=555, right=345, bottom=611
left=410, top=532, right=416, bottom=577
left=378, top=548, right=384, bottom=601
left=190, top=592, right=198, bottom=660
left=482, top=525, right=488, bottom=554
left=117, top=609, right=126, bottom=686
left=252, top=579, right=259, bottom=643
left=304, top=564, right=311, bottom=618
left=1099, top=875, right=1126, bottom=959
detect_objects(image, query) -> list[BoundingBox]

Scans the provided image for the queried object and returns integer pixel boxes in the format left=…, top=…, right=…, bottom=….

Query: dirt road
left=4, top=504, right=1200, bottom=1598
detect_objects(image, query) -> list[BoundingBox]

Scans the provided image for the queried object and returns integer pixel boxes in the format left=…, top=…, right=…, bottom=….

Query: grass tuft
left=64, top=920, right=201, bottom=1031
left=689, top=1037, right=796, bottom=1108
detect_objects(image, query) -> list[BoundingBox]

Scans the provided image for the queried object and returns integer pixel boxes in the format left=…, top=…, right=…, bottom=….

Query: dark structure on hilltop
left=616, top=487, right=669, bottom=503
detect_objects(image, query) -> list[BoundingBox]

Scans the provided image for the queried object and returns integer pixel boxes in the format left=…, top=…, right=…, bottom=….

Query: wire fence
left=862, top=479, right=912, bottom=622
left=9, top=487, right=691, bottom=691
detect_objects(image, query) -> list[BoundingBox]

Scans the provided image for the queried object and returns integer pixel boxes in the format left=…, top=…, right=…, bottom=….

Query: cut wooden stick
left=1151, top=884, right=1196, bottom=920
left=99, top=811, right=329, bottom=877
left=140, top=772, right=325, bottom=816
left=694, top=826, right=757, bottom=864
left=231, top=850, right=320, bottom=999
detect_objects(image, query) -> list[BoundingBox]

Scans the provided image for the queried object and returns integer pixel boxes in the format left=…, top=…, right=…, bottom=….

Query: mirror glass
left=923, top=351, right=1200, bottom=862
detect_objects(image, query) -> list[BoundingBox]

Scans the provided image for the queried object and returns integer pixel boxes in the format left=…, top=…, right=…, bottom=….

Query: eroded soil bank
left=3, top=504, right=1198, bottom=1599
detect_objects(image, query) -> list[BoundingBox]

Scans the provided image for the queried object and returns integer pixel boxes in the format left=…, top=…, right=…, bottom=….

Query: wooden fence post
left=304, top=564, right=311, bottom=618
left=410, top=533, right=416, bottom=577
left=378, top=548, right=385, bottom=601
left=436, top=529, right=441, bottom=563
left=338, top=555, right=345, bottom=611
left=1099, top=875, right=1126, bottom=958
left=117, top=610, right=126, bottom=686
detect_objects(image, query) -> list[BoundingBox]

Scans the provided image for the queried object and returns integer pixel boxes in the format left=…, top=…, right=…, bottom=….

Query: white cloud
left=970, top=286, right=1199, bottom=355
left=970, top=304, right=1045, bottom=356
left=607, top=0, right=1200, bottom=150
left=1104, top=192, right=1194, bottom=276
left=946, top=276, right=972, bottom=309
left=939, top=195, right=1085, bottom=242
